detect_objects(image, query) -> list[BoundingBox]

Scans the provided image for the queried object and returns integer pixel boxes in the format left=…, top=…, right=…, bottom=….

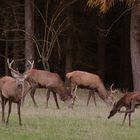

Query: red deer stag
left=107, top=92, right=140, bottom=126
left=0, top=59, right=30, bottom=125
left=24, top=60, right=75, bottom=108
left=66, top=70, right=114, bottom=106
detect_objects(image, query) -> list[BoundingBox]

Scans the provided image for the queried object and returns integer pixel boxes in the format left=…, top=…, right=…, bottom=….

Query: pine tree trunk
left=130, top=1, right=140, bottom=91
left=25, top=0, right=34, bottom=70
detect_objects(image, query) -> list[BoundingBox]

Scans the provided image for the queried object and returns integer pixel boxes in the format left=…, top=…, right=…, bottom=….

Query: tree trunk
left=65, top=6, right=73, bottom=85
left=4, top=3, right=10, bottom=75
left=65, top=6, right=73, bottom=74
left=25, top=0, right=34, bottom=70
left=130, top=1, right=140, bottom=91
left=65, top=34, right=73, bottom=73
left=119, top=11, right=133, bottom=90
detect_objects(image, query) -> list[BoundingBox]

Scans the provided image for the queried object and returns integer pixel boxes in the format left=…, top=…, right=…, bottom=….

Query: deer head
left=22, top=59, right=34, bottom=78
left=62, top=87, right=77, bottom=109
left=25, top=59, right=34, bottom=70
left=7, top=59, right=30, bottom=99
left=65, top=97, right=74, bottom=108
left=106, top=83, right=118, bottom=106
left=107, top=102, right=117, bottom=119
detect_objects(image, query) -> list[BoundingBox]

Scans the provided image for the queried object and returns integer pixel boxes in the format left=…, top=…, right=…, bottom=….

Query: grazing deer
left=24, top=60, right=75, bottom=108
left=107, top=92, right=140, bottom=126
left=0, top=59, right=30, bottom=125
left=66, top=70, right=114, bottom=106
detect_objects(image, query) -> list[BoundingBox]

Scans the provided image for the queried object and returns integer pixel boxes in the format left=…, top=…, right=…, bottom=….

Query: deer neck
left=115, top=100, right=124, bottom=111
left=97, top=84, right=108, bottom=100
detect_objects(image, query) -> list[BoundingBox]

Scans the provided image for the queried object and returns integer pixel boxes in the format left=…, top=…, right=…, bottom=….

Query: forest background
left=0, top=0, right=139, bottom=91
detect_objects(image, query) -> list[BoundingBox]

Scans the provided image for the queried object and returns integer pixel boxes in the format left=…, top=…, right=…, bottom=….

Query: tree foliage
left=87, top=0, right=135, bottom=13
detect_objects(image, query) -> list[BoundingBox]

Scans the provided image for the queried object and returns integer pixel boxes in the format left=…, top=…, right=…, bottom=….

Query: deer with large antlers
left=24, top=60, right=75, bottom=108
left=0, top=59, right=30, bottom=125
left=108, top=92, right=140, bottom=126
left=66, top=70, right=114, bottom=106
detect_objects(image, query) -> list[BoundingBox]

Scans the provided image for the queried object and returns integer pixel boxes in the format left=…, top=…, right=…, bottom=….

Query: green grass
left=0, top=89, right=140, bottom=140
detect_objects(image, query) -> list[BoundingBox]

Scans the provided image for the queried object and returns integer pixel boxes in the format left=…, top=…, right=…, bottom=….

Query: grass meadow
left=0, top=89, right=140, bottom=140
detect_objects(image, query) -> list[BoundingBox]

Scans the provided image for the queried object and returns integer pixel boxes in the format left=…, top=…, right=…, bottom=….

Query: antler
left=7, top=59, right=19, bottom=74
left=110, top=83, right=115, bottom=93
left=110, top=83, right=118, bottom=94
left=26, top=59, right=34, bottom=70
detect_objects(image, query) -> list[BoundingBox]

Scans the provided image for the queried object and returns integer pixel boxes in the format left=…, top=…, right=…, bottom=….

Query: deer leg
left=1, top=98, right=5, bottom=123
left=127, top=101, right=134, bottom=127
left=46, top=89, right=51, bottom=108
left=74, top=85, right=78, bottom=96
left=122, top=112, right=128, bottom=126
left=1, top=95, right=8, bottom=123
left=124, top=101, right=135, bottom=113
left=22, top=86, right=32, bottom=106
left=70, top=87, right=74, bottom=96
left=6, top=100, right=12, bottom=125
left=128, top=113, right=131, bottom=127
left=91, top=91, right=96, bottom=106
left=87, top=90, right=96, bottom=106
left=4, top=99, right=8, bottom=105
left=21, top=95, right=26, bottom=107
left=30, top=86, right=38, bottom=107
left=87, top=91, right=92, bottom=106
left=52, top=91, right=60, bottom=109
left=71, top=86, right=75, bottom=95
left=17, top=102, right=22, bottom=125
left=71, top=84, right=77, bottom=95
